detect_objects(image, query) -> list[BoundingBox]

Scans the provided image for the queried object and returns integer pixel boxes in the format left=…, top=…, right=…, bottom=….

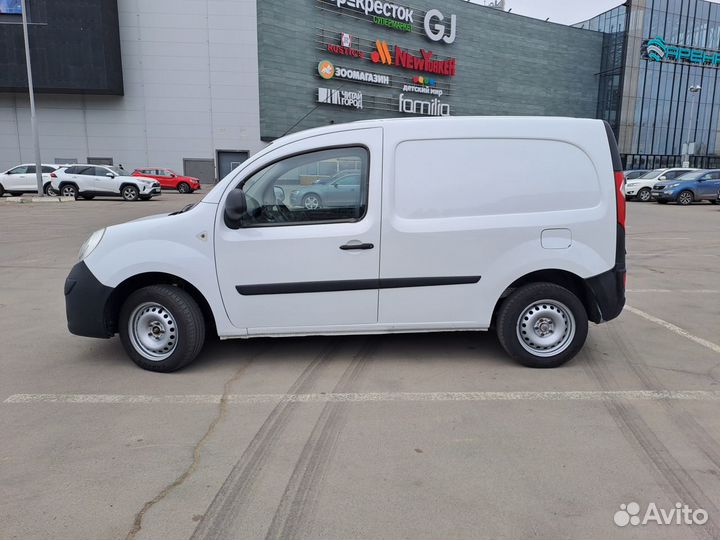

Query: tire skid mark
left=190, top=339, right=342, bottom=540
left=606, top=325, right=720, bottom=503
left=124, top=342, right=268, bottom=540
left=583, top=332, right=720, bottom=540
left=265, top=338, right=380, bottom=540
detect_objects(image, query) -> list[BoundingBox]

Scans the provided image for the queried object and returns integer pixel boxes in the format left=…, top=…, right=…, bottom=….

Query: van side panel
left=379, top=118, right=617, bottom=328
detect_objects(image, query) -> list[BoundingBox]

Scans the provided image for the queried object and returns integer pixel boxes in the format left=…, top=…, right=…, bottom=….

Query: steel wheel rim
left=179, top=183, right=189, bottom=193
left=128, top=302, right=178, bottom=361
left=679, top=192, right=692, bottom=204
left=62, top=186, right=75, bottom=197
left=639, top=189, right=651, bottom=201
left=516, top=299, right=575, bottom=357
left=123, top=187, right=138, bottom=200
left=304, top=195, right=320, bottom=210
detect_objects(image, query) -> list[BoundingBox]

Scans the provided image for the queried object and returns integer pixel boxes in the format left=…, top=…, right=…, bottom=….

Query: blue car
left=651, top=169, right=720, bottom=205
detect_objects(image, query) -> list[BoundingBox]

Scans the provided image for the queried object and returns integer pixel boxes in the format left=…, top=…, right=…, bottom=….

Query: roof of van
left=271, top=116, right=605, bottom=146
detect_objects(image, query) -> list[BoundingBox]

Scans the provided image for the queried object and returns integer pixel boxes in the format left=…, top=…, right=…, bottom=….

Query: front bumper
left=651, top=190, right=676, bottom=201
left=624, top=186, right=638, bottom=197
left=64, top=261, right=115, bottom=338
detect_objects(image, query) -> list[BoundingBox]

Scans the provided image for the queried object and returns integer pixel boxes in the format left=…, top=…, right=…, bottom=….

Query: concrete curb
left=2, top=196, right=77, bottom=204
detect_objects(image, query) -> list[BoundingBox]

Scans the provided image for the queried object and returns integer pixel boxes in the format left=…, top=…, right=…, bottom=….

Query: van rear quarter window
left=393, top=139, right=601, bottom=219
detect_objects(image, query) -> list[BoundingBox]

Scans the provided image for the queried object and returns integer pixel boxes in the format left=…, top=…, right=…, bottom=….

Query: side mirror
left=224, top=189, right=247, bottom=229
left=106, top=172, right=115, bottom=178
left=658, top=176, right=667, bottom=180
left=273, top=186, right=285, bottom=202
left=170, top=173, right=177, bottom=178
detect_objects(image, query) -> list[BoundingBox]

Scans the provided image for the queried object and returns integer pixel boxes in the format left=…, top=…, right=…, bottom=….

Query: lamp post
left=683, top=84, right=702, bottom=167
left=20, top=0, right=44, bottom=196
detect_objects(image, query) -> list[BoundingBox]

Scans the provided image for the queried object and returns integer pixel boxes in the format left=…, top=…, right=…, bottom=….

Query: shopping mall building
left=2, top=0, right=720, bottom=182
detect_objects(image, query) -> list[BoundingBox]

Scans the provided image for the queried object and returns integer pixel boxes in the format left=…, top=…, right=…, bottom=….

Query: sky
left=501, top=0, right=624, bottom=25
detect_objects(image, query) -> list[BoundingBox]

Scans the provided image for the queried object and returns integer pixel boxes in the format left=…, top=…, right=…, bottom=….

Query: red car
left=132, top=168, right=201, bottom=193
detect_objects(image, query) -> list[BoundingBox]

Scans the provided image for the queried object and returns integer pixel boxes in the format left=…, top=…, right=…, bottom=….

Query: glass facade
left=580, top=0, right=720, bottom=168
left=576, top=5, right=627, bottom=135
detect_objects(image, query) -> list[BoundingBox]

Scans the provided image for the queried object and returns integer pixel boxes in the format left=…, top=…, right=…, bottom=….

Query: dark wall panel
left=0, top=0, right=123, bottom=94
left=257, top=0, right=604, bottom=140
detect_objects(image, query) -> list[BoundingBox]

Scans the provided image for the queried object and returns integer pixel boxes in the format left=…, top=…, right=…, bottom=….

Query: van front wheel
left=119, top=285, right=205, bottom=372
left=496, top=282, right=588, bottom=368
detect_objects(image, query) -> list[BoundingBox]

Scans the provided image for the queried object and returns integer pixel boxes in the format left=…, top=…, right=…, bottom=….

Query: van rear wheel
left=119, top=285, right=205, bottom=372
left=496, top=282, right=588, bottom=368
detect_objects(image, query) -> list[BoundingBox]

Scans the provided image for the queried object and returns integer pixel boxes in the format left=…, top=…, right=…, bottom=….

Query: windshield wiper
left=169, top=203, right=196, bottom=216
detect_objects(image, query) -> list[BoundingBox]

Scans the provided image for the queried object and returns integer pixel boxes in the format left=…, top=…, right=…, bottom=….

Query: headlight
left=667, top=183, right=680, bottom=189
left=78, top=228, right=105, bottom=261
left=626, top=182, right=639, bottom=187
left=291, top=190, right=301, bottom=196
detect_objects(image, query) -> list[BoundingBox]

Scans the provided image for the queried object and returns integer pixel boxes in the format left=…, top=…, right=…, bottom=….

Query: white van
left=64, top=117, right=626, bottom=372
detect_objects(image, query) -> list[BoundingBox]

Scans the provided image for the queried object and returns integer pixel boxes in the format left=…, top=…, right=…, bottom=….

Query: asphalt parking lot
left=1, top=193, right=719, bottom=540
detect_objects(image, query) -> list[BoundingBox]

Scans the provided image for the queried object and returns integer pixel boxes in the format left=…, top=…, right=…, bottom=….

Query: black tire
left=637, top=188, right=652, bottom=202
left=677, top=190, right=694, bottom=206
left=302, top=193, right=322, bottom=210
left=119, top=285, right=205, bottom=372
left=177, top=182, right=190, bottom=194
left=60, top=184, right=78, bottom=199
left=81, top=194, right=95, bottom=200
left=43, top=183, right=57, bottom=196
left=0, top=184, right=4, bottom=197
left=496, top=282, right=588, bottom=369
left=121, top=185, right=140, bottom=201
left=710, top=199, right=718, bottom=205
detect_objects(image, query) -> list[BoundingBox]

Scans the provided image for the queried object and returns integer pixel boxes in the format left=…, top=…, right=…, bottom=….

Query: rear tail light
left=50, top=172, right=57, bottom=178
left=614, top=170, right=626, bottom=228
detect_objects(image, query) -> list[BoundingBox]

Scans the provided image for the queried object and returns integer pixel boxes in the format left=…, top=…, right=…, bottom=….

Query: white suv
left=0, top=163, right=61, bottom=196
left=52, top=165, right=161, bottom=201
left=624, top=168, right=697, bottom=202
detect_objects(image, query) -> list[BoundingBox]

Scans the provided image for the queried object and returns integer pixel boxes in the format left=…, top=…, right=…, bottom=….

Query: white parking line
left=627, top=289, right=720, bottom=293
left=4, top=390, right=720, bottom=405
left=625, top=304, right=720, bottom=355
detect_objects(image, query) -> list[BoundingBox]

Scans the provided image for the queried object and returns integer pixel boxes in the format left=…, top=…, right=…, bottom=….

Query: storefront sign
left=334, top=0, right=414, bottom=24
left=424, top=9, right=456, bottom=44
left=402, top=76, right=443, bottom=96
left=327, top=0, right=456, bottom=43
left=398, top=93, right=450, bottom=116
left=327, top=33, right=366, bottom=58
left=642, top=36, right=720, bottom=66
left=371, top=40, right=456, bottom=76
left=318, top=87, right=364, bottom=109
left=318, top=60, right=391, bottom=85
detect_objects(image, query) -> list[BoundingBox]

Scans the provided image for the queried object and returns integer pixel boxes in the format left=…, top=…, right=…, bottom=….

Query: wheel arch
left=106, top=272, right=217, bottom=336
left=58, top=180, right=78, bottom=190
left=119, top=182, right=140, bottom=193
left=491, top=269, right=601, bottom=326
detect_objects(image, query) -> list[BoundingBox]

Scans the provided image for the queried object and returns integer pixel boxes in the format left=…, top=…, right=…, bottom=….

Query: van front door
left=214, top=128, right=382, bottom=334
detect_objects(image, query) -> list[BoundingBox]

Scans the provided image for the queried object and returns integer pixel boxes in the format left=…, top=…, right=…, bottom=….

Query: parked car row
left=0, top=163, right=201, bottom=200
left=624, top=168, right=720, bottom=205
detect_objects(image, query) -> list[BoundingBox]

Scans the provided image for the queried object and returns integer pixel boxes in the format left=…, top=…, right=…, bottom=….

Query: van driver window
left=236, top=147, right=369, bottom=226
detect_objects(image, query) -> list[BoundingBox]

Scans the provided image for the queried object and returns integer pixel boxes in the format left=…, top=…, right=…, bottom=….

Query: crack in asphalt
left=123, top=346, right=265, bottom=540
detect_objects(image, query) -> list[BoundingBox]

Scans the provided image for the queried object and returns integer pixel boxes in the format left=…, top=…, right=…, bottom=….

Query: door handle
left=340, top=242, right=374, bottom=251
